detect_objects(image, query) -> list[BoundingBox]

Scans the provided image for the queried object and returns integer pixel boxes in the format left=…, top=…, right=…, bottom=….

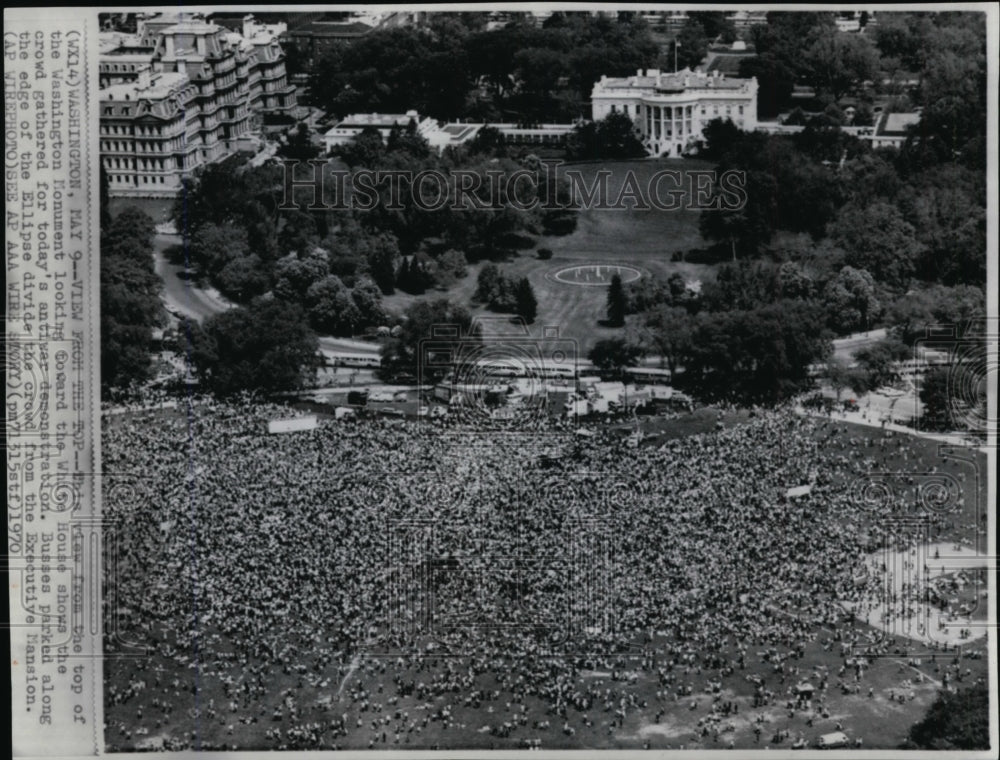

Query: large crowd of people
left=102, top=400, right=988, bottom=750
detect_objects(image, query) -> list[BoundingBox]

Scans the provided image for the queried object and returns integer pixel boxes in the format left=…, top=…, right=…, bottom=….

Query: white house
left=591, top=67, right=758, bottom=157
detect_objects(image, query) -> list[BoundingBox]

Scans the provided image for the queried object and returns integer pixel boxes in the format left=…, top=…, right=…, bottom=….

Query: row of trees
left=305, top=13, right=660, bottom=123
left=594, top=280, right=834, bottom=405
left=697, top=125, right=984, bottom=298
left=172, top=119, right=579, bottom=355
left=100, top=192, right=165, bottom=393
left=328, top=120, right=579, bottom=258
left=474, top=264, right=538, bottom=323
left=592, top=252, right=984, bottom=407
left=740, top=11, right=988, bottom=167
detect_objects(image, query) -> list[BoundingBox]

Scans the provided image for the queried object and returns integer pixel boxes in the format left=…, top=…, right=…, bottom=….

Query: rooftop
left=882, top=112, right=921, bottom=134
left=332, top=111, right=421, bottom=129
left=160, top=21, right=222, bottom=35
left=596, top=67, right=752, bottom=93
left=101, top=71, right=187, bottom=101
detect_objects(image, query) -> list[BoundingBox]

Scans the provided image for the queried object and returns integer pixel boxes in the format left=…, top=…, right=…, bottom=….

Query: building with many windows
left=591, top=68, right=758, bottom=157
left=99, top=13, right=296, bottom=197
left=323, top=111, right=579, bottom=155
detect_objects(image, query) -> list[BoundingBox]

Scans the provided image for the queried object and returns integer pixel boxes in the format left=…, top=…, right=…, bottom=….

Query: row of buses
left=324, top=352, right=675, bottom=383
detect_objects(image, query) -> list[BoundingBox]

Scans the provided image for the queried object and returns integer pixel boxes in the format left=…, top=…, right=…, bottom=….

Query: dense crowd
left=102, top=400, right=988, bottom=750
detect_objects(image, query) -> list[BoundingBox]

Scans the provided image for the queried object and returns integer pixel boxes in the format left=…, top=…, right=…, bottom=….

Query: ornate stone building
left=99, top=14, right=296, bottom=197
left=591, top=68, right=758, bottom=157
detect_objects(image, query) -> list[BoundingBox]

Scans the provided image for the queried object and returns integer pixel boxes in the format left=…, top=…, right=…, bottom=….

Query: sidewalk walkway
left=797, top=406, right=987, bottom=452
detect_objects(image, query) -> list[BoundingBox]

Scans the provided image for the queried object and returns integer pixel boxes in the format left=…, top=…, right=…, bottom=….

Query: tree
left=701, top=261, right=781, bottom=313
left=699, top=170, right=778, bottom=259
left=596, top=112, right=647, bottom=158
left=803, top=28, right=879, bottom=100
left=567, top=112, right=646, bottom=160
left=919, top=366, right=954, bottom=431
left=189, top=222, right=249, bottom=277
left=306, top=275, right=361, bottom=336
left=852, top=337, right=910, bottom=391
left=606, top=273, right=627, bottom=327
left=475, top=263, right=504, bottom=305
left=366, top=233, right=399, bottom=295
left=684, top=300, right=832, bottom=404
left=886, top=284, right=985, bottom=346
left=192, top=298, right=320, bottom=396
left=667, top=272, right=688, bottom=299
left=896, top=166, right=986, bottom=285
left=278, top=210, right=321, bottom=258
left=468, top=126, right=506, bottom=157
left=380, top=298, right=478, bottom=382
left=777, top=262, right=813, bottom=300
left=823, top=356, right=853, bottom=401
left=386, top=118, right=431, bottom=159
left=101, top=258, right=164, bottom=392
left=351, top=277, right=386, bottom=328
left=215, top=255, right=270, bottom=302
left=278, top=123, right=320, bottom=161
left=822, top=266, right=881, bottom=334
left=699, top=118, right=742, bottom=161
left=337, top=126, right=386, bottom=167
left=100, top=207, right=164, bottom=393
left=739, top=54, right=796, bottom=119
left=273, top=249, right=330, bottom=301
left=688, top=11, right=736, bottom=43
left=588, top=339, right=645, bottom=375
left=830, top=201, right=924, bottom=291
left=674, top=18, right=709, bottom=70
left=626, top=275, right=672, bottom=315
left=515, top=277, right=538, bottom=324
left=642, top=305, right=693, bottom=377
left=434, top=249, right=468, bottom=288
left=904, top=685, right=989, bottom=749
left=746, top=12, right=836, bottom=116
left=103, top=206, right=156, bottom=263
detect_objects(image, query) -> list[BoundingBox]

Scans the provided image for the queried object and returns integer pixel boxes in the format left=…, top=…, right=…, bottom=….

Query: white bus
left=327, top=352, right=382, bottom=368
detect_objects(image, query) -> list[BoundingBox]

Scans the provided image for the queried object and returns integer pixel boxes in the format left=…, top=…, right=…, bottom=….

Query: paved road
left=831, top=328, right=889, bottom=362
left=153, top=232, right=380, bottom=357
left=154, top=233, right=233, bottom=322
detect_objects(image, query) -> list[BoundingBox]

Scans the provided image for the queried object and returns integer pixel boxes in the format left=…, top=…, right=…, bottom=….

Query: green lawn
left=383, top=159, right=717, bottom=353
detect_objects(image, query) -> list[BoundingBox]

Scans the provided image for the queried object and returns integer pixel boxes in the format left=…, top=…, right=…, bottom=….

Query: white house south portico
left=591, top=68, right=758, bottom=157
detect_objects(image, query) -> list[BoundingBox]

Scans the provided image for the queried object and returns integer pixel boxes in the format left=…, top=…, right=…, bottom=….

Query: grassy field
left=109, top=197, right=175, bottom=225
left=103, top=410, right=989, bottom=751
left=111, top=160, right=717, bottom=356
left=383, top=159, right=717, bottom=352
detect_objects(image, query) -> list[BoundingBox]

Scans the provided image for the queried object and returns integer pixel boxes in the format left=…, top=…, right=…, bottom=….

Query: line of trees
left=474, top=264, right=538, bottom=324
left=305, top=13, right=660, bottom=123
left=100, top=178, right=165, bottom=394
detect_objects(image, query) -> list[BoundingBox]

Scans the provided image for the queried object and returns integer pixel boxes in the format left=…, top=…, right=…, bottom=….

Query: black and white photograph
left=6, top=3, right=998, bottom=757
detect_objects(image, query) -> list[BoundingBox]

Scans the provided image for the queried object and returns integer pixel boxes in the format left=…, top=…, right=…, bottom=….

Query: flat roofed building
left=323, top=110, right=442, bottom=152
left=591, top=67, right=758, bottom=157
left=870, top=111, right=921, bottom=148
left=324, top=114, right=579, bottom=156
